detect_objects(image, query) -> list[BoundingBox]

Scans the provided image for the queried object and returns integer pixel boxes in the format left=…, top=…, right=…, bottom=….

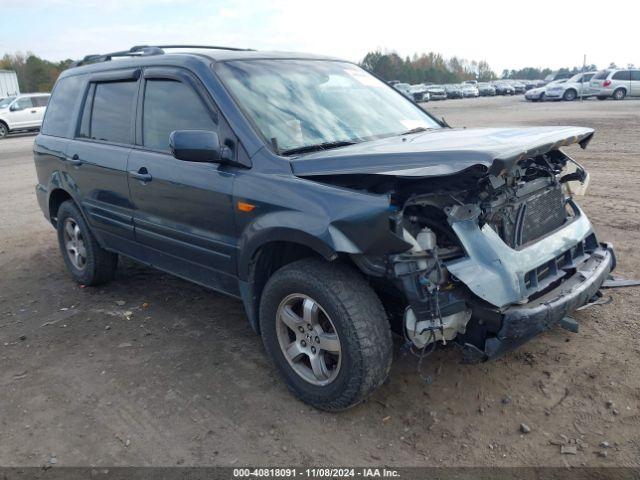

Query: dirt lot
left=0, top=96, right=638, bottom=467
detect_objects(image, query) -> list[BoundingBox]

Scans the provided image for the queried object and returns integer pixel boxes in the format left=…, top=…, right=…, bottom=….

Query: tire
left=259, top=258, right=392, bottom=411
left=613, top=88, right=626, bottom=100
left=0, top=122, right=8, bottom=139
left=597, top=96, right=607, bottom=100
left=563, top=89, right=577, bottom=101
left=56, top=200, right=118, bottom=286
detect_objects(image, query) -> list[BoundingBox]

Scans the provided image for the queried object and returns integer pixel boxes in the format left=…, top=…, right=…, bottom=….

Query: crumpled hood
left=291, top=126, right=594, bottom=178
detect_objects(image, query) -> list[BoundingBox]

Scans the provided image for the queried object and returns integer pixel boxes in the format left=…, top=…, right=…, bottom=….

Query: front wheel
left=563, top=89, right=577, bottom=101
left=0, top=122, right=8, bottom=139
left=259, top=259, right=392, bottom=411
left=56, top=200, right=118, bottom=285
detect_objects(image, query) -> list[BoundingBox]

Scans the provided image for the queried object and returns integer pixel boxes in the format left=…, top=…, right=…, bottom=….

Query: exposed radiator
left=517, top=186, right=566, bottom=246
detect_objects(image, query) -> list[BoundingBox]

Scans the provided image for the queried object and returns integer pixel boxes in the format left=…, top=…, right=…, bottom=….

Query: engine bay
left=344, top=149, right=590, bottom=359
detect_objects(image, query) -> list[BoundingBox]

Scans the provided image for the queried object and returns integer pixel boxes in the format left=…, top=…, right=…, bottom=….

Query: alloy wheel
left=275, top=293, right=341, bottom=386
left=63, top=218, right=87, bottom=270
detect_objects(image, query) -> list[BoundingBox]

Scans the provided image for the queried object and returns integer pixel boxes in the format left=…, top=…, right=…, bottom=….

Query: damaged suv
left=34, top=46, right=615, bottom=411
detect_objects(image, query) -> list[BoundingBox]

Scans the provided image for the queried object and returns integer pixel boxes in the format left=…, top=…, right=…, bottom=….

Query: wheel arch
left=48, top=188, right=74, bottom=228
left=238, top=233, right=340, bottom=334
left=564, top=88, right=578, bottom=99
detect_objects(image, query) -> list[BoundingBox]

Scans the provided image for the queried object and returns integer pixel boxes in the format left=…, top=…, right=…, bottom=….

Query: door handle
left=67, top=154, right=82, bottom=166
left=31, top=110, right=37, bottom=114
left=129, top=168, right=152, bottom=182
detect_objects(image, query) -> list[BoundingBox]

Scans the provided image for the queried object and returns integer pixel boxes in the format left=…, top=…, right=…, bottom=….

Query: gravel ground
left=0, top=96, right=638, bottom=467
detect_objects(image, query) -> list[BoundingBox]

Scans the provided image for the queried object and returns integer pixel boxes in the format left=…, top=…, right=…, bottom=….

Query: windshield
left=0, top=96, right=16, bottom=108
left=216, top=60, right=440, bottom=155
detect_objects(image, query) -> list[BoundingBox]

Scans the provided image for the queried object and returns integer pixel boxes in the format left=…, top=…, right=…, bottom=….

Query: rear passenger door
left=630, top=71, right=640, bottom=97
left=31, top=95, right=50, bottom=125
left=127, top=67, right=239, bottom=295
left=66, top=69, right=140, bottom=256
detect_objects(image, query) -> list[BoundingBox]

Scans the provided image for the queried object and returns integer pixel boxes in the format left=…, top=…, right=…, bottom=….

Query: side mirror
left=169, top=130, right=248, bottom=168
left=170, top=130, right=223, bottom=163
left=10, top=104, right=21, bottom=112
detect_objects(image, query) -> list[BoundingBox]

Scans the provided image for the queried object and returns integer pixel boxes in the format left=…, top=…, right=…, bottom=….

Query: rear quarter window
left=612, top=71, right=631, bottom=81
left=41, top=76, right=83, bottom=138
left=631, top=71, right=640, bottom=81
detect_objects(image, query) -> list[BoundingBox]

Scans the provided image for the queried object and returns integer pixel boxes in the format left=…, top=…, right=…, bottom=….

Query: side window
left=612, top=71, right=631, bottom=81
left=631, top=71, right=640, bottom=81
left=583, top=73, right=594, bottom=82
left=142, top=79, right=216, bottom=151
left=33, top=96, right=50, bottom=107
left=82, top=81, right=137, bottom=144
left=15, top=97, right=35, bottom=109
left=42, top=75, right=83, bottom=138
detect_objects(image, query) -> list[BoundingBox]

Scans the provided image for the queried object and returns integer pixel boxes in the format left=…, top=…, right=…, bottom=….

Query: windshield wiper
left=400, top=127, right=433, bottom=135
left=280, top=140, right=358, bottom=156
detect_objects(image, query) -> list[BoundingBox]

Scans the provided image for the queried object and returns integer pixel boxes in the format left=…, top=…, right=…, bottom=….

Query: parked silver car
left=478, top=83, right=496, bottom=96
left=461, top=84, right=479, bottom=98
left=408, top=84, right=430, bottom=102
left=590, top=69, right=640, bottom=100
left=425, top=84, right=447, bottom=100
left=525, top=80, right=567, bottom=102
left=544, top=72, right=597, bottom=101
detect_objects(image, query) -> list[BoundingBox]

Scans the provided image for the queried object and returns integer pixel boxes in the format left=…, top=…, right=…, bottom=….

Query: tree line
left=0, top=50, right=611, bottom=93
left=0, top=52, right=73, bottom=93
left=360, top=50, right=496, bottom=84
left=360, top=50, right=602, bottom=84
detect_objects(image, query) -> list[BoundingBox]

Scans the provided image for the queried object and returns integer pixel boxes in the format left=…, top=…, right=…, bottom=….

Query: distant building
left=0, top=70, right=20, bottom=98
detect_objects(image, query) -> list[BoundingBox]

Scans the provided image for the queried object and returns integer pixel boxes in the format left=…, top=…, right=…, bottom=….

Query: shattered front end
left=353, top=143, right=616, bottom=362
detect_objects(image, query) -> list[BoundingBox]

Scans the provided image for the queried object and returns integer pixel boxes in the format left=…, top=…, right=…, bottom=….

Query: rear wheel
left=613, top=88, right=626, bottom=100
left=0, top=122, right=8, bottom=138
left=56, top=200, right=118, bottom=285
left=259, top=259, right=392, bottom=411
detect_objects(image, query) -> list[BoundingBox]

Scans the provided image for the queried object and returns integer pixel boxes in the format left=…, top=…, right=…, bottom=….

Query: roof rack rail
left=70, top=44, right=255, bottom=68
left=151, top=44, right=255, bottom=52
left=70, top=46, right=164, bottom=67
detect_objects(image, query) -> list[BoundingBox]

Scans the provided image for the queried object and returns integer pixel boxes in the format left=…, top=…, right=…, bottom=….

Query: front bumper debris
left=461, top=243, right=615, bottom=362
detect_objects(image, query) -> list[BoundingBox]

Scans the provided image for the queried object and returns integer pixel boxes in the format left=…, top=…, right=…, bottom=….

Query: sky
left=1, top=0, right=637, bottom=74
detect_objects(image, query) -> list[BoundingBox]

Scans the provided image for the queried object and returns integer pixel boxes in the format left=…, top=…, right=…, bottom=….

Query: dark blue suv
left=34, top=45, right=615, bottom=410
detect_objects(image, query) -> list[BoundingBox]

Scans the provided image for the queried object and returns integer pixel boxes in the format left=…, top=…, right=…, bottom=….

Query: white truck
left=0, top=70, right=20, bottom=98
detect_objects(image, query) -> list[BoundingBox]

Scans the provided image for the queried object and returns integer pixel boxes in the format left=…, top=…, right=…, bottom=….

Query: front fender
left=233, top=170, right=411, bottom=281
